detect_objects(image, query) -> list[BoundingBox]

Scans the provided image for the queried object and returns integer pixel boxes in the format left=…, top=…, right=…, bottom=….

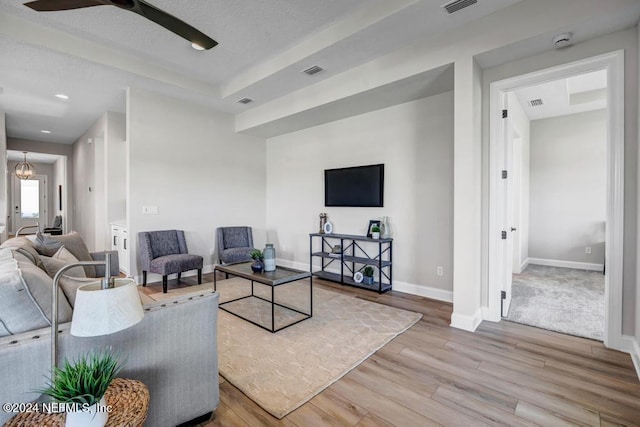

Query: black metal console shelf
left=309, top=233, right=393, bottom=293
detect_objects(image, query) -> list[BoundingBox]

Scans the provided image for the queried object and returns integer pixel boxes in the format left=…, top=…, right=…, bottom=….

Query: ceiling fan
left=24, top=0, right=218, bottom=50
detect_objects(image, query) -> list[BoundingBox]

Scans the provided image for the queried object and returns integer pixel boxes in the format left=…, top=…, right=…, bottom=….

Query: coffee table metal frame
left=213, top=262, right=312, bottom=333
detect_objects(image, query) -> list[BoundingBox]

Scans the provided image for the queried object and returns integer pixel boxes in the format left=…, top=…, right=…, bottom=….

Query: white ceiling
left=0, top=0, right=639, bottom=144
left=7, top=149, right=61, bottom=164
left=513, top=69, right=608, bottom=120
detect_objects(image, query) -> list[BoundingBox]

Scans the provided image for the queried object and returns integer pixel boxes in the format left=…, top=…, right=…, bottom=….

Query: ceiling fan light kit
left=24, top=0, right=218, bottom=50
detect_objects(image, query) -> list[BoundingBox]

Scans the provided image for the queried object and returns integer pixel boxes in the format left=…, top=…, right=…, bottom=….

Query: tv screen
left=324, top=164, right=384, bottom=207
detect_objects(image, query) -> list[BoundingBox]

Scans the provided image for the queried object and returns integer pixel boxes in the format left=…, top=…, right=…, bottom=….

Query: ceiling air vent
left=529, top=99, right=544, bottom=107
left=442, top=0, right=477, bottom=14
left=302, top=65, right=324, bottom=76
left=237, top=97, right=253, bottom=105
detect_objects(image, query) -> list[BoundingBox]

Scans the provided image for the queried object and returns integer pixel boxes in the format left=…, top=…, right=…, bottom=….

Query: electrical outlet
left=436, top=266, right=444, bottom=276
left=585, top=246, right=592, bottom=254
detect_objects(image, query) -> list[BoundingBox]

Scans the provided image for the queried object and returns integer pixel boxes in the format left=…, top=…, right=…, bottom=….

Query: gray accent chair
left=44, top=215, right=63, bottom=235
left=139, top=230, right=203, bottom=293
left=216, top=226, right=256, bottom=265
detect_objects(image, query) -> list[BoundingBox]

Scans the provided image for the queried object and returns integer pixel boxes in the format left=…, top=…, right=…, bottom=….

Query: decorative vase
left=363, top=275, right=374, bottom=285
left=251, top=259, right=264, bottom=273
left=381, top=216, right=391, bottom=238
left=263, top=244, right=276, bottom=272
left=65, top=396, right=108, bottom=427
left=372, top=231, right=380, bottom=239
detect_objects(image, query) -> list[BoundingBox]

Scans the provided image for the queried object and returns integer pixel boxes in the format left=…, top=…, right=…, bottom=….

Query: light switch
left=142, top=206, right=158, bottom=215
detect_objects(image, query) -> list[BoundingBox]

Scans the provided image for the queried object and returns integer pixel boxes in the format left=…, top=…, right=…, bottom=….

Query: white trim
left=520, top=258, right=529, bottom=272
left=451, top=309, right=482, bottom=332
left=133, top=264, right=215, bottom=285
left=527, top=258, right=604, bottom=272
left=628, top=337, right=640, bottom=381
left=393, top=280, right=453, bottom=303
left=486, top=50, right=625, bottom=352
left=277, top=258, right=453, bottom=302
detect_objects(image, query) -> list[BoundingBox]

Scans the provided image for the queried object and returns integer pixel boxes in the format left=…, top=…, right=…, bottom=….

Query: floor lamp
left=51, top=252, right=144, bottom=375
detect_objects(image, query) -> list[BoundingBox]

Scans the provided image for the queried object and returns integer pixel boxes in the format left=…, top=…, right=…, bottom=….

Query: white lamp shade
left=70, top=278, right=144, bottom=337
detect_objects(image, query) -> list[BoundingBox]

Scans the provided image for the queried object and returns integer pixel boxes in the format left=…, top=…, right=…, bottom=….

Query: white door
left=501, top=97, right=515, bottom=317
left=13, top=175, right=47, bottom=234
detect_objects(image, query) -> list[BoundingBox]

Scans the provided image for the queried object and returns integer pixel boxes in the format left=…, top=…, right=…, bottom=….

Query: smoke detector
left=552, top=33, right=573, bottom=49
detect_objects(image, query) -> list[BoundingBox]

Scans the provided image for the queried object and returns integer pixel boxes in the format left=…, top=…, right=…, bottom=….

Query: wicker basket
left=4, top=378, right=149, bottom=427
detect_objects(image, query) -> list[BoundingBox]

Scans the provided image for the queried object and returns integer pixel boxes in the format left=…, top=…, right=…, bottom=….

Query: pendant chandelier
left=15, top=151, right=36, bottom=180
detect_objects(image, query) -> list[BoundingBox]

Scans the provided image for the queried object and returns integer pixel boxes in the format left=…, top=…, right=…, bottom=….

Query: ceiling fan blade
left=24, top=0, right=105, bottom=12
left=132, top=0, right=218, bottom=49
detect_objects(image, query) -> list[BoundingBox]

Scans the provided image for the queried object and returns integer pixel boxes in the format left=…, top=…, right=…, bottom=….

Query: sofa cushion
left=50, top=232, right=96, bottom=277
left=34, top=232, right=63, bottom=257
left=0, top=248, right=72, bottom=337
left=39, top=247, right=87, bottom=279
left=0, top=237, right=41, bottom=267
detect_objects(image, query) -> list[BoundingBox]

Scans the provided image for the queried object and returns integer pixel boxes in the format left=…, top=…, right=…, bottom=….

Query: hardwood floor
left=142, top=274, right=640, bottom=426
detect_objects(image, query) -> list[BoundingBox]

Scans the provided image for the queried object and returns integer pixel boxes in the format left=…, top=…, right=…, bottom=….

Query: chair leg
left=163, top=275, right=168, bottom=293
left=177, top=272, right=182, bottom=283
left=142, top=271, right=147, bottom=287
left=197, top=269, right=202, bottom=284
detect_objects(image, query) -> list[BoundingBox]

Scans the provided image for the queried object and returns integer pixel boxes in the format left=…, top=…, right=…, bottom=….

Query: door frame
left=12, top=173, right=48, bottom=233
left=487, top=50, right=624, bottom=350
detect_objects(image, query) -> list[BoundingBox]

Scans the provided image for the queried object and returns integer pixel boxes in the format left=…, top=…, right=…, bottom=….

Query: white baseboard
left=393, top=281, right=453, bottom=303
left=132, top=264, right=215, bottom=285
left=450, top=308, right=482, bottom=332
left=528, top=257, right=604, bottom=272
left=520, top=258, right=530, bottom=272
left=277, top=258, right=452, bottom=302
left=626, top=336, right=640, bottom=381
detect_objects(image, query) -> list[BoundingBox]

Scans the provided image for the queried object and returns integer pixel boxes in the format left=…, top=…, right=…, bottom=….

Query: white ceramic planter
left=65, top=396, right=108, bottom=427
left=372, top=232, right=380, bottom=239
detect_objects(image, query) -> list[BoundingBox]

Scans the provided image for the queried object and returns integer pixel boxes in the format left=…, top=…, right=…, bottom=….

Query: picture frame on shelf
left=367, top=220, right=381, bottom=238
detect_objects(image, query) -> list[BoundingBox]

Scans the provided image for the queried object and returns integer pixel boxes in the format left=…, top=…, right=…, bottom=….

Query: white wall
left=528, top=110, right=607, bottom=266
left=72, top=116, right=101, bottom=250
left=0, top=113, right=6, bottom=242
left=126, top=88, right=267, bottom=282
left=265, top=92, right=454, bottom=300
left=72, top=112, right=126, bottom=251
left=482, top=27, right=638, bottom=335
left=507, top=93, right=531, bottom=273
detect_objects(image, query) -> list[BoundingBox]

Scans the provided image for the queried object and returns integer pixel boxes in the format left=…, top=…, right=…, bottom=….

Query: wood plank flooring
left=141, top=274, right=640, bottom=426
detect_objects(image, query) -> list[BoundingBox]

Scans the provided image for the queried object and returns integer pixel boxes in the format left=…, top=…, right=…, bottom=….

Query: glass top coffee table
left=214, top=262, right=312, bottom=333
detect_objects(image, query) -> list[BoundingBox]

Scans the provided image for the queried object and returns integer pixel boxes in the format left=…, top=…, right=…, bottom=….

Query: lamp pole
left=50, top=253, right=113, bottom=376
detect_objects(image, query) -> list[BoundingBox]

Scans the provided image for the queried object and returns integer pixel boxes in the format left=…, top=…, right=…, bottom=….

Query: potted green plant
left=371, top=225, right=381, bottom=239
left=363, top=266, right=375, bottom=285
left=40, top=349, right=122, bottom=427
left=250, top=249, right=264, bottom=273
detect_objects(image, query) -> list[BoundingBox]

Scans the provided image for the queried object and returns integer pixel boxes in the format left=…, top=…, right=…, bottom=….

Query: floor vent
left=302, top=65, right=324, bottom=76
left=529, top=98, right=544, bottom=107
left=237, top=97, right=254, bottom=104
left=442, top=0, right=477, bottom=14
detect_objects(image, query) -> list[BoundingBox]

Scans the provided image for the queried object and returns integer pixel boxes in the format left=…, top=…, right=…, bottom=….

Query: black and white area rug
left=505, top=265, right=604, bottom=340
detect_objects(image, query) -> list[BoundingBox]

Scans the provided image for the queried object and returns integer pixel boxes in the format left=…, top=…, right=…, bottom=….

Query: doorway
left=12, top=174, right=47, bottom=233
left=487, top=51, right=624, bottom=350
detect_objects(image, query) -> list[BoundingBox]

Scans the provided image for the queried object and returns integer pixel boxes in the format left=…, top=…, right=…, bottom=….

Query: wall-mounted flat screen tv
left=324, top=164, right=384, bottom=207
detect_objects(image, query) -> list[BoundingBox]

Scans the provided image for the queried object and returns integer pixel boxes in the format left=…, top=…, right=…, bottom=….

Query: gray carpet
left=505, top=264, right=604, bottom=340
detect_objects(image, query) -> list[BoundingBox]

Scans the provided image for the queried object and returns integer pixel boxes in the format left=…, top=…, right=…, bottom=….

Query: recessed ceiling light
left=55, top=93, right=69, bottom=100
left=191, top=42, right=205, bottom=51
left=40, top=130, right=51, bottom=134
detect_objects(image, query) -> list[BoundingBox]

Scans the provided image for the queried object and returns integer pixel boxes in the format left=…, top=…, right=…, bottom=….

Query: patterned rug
left=212, top=277, right=421, bottom=419
left=505, top=265, right=604, bottom=340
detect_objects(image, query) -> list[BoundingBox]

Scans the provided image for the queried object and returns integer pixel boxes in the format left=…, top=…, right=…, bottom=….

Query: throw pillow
left=33, top=232, right=63, bottom=257
left=39, top=247, right=87, bottom=279
left=0, top=260, right=73, bottom=336
left=0, top=237, right=42, bottom=266
left=50, top=232, right=96, bottom=277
